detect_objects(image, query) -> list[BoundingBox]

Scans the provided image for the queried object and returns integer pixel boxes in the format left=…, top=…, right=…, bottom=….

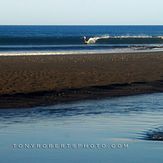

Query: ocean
left=0, top=25, right=163, bottom=55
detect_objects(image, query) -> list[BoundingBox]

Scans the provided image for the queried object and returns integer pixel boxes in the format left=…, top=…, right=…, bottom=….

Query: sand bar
left=0, top=51, right=163, bottom=108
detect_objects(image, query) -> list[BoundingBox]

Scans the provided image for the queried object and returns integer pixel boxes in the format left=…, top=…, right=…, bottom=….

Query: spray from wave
left=84, top=35, right=110, bottom=44
left=83, top=35, right=163, bottom=44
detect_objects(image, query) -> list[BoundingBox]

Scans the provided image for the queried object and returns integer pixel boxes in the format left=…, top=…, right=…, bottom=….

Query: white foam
left=1, top=47, right=163, bottom=56
left=158, top=36, right=163, bottom=39
left=84, top=35, right=110, bottom=44
left=110, top=35, right=153, bottom=39
left=84, top=35, right=163, bottom=42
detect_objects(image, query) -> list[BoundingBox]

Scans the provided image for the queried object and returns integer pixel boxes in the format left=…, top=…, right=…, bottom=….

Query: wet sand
left=0, top=51, right=163, bottom=108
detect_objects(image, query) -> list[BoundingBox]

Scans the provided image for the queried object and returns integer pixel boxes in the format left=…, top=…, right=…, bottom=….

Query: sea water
left=0, top=25, right=163, bottom=55
left=0, top=93, right=163, bottom=162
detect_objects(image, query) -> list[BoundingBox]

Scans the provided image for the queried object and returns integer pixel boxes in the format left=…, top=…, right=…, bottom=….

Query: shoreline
left=0, top=81, right=163, bottom=109
left=0, top=48, right=163, bottom=56
left=0, top=51, right=163, bottom=108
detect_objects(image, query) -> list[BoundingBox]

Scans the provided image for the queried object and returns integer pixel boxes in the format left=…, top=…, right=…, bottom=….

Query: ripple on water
left=142, top=127, right=163, bottom=141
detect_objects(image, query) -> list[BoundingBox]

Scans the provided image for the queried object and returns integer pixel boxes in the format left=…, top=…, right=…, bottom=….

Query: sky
left=0, top=0, right=163, bottom=25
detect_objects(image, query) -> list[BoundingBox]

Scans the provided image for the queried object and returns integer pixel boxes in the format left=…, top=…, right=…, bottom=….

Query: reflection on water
left=0, top=93, right=162, bottom=122
left=142, top=127, right=163, bottom=141
left=0, top=93, right=163, bottom=163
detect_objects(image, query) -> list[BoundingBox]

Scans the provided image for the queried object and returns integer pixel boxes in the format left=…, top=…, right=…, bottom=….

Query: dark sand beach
left=0, top=51, right=163, bottom=108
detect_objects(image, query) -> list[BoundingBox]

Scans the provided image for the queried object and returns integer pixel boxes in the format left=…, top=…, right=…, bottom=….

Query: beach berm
left=0, top=51, right=163, bottom=108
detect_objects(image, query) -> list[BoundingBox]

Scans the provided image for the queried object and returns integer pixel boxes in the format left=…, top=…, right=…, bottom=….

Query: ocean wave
left=107, top=35, right=163, bottom=39
left=0, top=35, right=163, bottom=46
left=84, top=35, right=110, bottom=44
left=0, top=45, right=163, bottom=56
